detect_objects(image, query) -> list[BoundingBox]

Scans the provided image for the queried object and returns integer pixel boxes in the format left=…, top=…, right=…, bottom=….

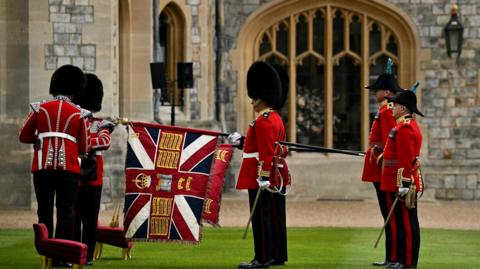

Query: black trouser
left=33, top=170, right=79, bottom=240
left=374, top=183, right=397, bottom=263
left=74, top=185, right=102, bottom=260
left=393, top=194, right=420, bottom=267
left=248, top=188, right=287, bottom=264
left=271, top=187, right=287, bottom=263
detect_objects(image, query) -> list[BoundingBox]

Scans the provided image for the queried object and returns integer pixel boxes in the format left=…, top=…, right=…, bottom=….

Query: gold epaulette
left=30, top=102, right=41, bottom=113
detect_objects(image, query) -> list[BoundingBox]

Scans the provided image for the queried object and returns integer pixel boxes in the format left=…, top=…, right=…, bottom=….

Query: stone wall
left=46, top=0, right=95, bottom=70
left=220, top=0, right=480, bottom=200
left=387, top=0, right=480, bottom=200
left=188, top=0, right=201, bottom=120
left=0, top=0, right=32, bottom=208
left=221, top=0, right=269, bottom=132
left=185, top=0, right=216, bottom=121
left=0, top=0, right=123, bottom=209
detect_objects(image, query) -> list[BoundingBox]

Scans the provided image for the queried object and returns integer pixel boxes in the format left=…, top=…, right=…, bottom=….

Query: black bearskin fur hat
left=271, top=64, right=289, bottom=110
left=49, top=65, right=86, bottom=97
left=246, top=61, right=282, bottom=108
left=73, top=73, right=103, bottom=112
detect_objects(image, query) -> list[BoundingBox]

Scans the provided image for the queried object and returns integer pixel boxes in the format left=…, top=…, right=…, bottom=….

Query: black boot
left=238, top=259, right=271, bottom=268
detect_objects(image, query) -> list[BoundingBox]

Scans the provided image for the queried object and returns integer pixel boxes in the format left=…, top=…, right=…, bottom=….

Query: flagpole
left=219, top=133, right=364, bottom=156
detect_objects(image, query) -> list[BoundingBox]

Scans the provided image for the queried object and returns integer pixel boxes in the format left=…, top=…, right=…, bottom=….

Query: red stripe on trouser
left=401, top=204, right=413, bottom=266
left=385, top=193, right=397, bottom=262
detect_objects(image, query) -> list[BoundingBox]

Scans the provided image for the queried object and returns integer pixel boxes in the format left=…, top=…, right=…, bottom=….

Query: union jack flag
left=123, top=122, right=220, bottom=242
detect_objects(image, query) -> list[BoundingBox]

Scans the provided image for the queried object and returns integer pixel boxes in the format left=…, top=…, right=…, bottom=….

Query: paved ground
left=1, top=192, right=479, bottom=230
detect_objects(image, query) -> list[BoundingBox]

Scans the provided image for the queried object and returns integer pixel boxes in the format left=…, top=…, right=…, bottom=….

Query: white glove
left=99, top=119, right=115, bottom=133
left=257, top=178, right=270, bottom=190
left=398, top=187, right=409, bottom=196
left=227, top=132, right=243, bottom=145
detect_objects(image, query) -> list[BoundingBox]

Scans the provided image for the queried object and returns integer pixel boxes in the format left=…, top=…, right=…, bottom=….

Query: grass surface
left=0, top=227, right=479, bottom=268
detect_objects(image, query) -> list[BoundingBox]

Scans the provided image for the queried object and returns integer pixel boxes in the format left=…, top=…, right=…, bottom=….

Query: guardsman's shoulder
left=380, top=105, right=393, bottom=116
left=29, top=100, right=48, bottom=112
left=79, top=108, right=92, bottom=119
left=397, top=120, right=415, bottom=133
left=255, top=113, right=274, bottom=125
left=256, top=109, right=277, bottom=122
left=29, top=102, right=41, bottom=113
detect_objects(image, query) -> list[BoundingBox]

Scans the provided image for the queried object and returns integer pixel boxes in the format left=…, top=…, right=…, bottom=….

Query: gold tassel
left=109, top=203, right=121, bottom=228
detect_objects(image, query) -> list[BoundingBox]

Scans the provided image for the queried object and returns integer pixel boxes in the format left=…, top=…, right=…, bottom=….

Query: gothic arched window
left=256, top=6, right=400, bottom=150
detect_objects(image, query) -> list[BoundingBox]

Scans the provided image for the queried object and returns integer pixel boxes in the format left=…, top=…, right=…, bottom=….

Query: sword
left=242, top=188, right=262, bottom=240
left=374, top=196, right=399, bottom=248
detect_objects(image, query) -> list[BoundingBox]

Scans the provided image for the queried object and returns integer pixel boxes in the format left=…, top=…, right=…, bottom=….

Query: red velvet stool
left=33, top=223, right=88, bottom=269
left=94, top=226, right=132, bottom=260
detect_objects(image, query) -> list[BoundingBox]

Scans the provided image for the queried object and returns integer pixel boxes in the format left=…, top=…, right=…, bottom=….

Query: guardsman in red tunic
left=72, top=74, right=113, bottom=265
left=361, top=58, right=401, bottom=267
left=234, top=62, right=288, bottom=269
left=381, top=90, right=424, bottom=269
left=18, top=65, right=89, bottom=243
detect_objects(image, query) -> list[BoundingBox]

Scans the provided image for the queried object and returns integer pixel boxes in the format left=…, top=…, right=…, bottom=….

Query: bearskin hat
left=49, top=65, right=86, bottom=97
left=271, top=64, right=289, bottom=110
left=73, top=73, right=103, bottom=112
left=246, top=61, right=282, bottom=108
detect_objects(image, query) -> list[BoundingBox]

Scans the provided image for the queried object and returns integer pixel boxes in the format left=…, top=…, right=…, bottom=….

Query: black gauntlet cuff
left=402, top=180, right=411, bottom=188
left=260, top=176, right=270, bottom=181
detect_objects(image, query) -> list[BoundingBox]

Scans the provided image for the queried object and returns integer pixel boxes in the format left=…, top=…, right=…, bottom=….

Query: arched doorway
left=159, top=3, right=186, bottom=107
left=234, top=0, right=420, bottom=151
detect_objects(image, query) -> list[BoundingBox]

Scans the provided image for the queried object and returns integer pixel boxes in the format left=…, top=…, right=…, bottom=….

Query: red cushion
left=96, top=226, right=132, bottom=248
left=33, top=223, right=49, bottom=244
left=33, top=223, right=88, bottom=265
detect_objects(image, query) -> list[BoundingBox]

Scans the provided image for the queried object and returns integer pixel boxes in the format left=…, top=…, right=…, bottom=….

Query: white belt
left=38, top=132, right=77, bottom=143
left=242, top=152, right=259, bottom=159
left=95, top=151, right=102, bottom=156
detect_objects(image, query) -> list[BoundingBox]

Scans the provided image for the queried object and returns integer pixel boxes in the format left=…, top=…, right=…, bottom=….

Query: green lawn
left=1, top=227, right=479, bottom=269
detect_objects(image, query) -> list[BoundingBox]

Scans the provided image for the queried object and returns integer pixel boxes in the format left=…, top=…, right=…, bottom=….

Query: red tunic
left=80, top=117, right=112, bottom=186
left=380, top=115, right=423, bottom=193
left=19, top=97, right=89, bottom=174
left=236, top=109, right=286, bottom=190
left=361, top=101, right=396, bottom=182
